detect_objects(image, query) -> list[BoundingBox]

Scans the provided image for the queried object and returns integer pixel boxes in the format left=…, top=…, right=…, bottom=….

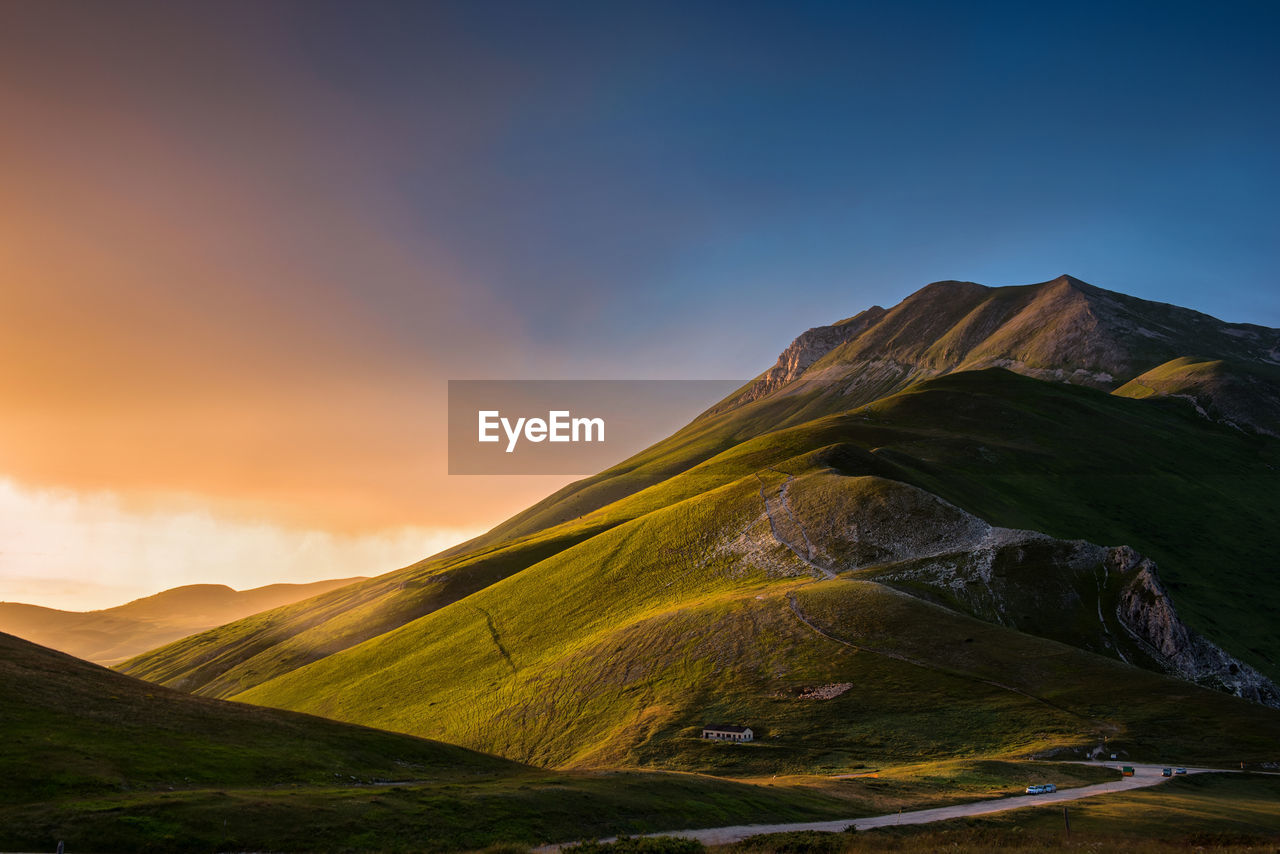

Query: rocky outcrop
left=1108, top=546, right=1280, bottom=708
left=750, top=472, right=1280, bottom=710
left=724, top=306, right=888, bottom=408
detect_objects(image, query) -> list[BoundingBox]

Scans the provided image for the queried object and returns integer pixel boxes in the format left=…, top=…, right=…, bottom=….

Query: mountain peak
left=1040, top=273, right=1103, bottom=296
left=722, top=275, right=1280, bottom=421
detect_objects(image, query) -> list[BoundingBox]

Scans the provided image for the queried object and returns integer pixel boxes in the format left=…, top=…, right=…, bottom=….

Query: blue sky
left=8, top=0, right=1276, bottom=378
left=290, top=0, right=1280, bottom=371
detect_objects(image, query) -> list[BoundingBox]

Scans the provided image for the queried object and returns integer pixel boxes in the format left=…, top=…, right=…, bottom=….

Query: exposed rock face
left=754, top=472, right=1280, bottom=709
left=1109, top=546, right=1280, bottom=708
left=746, top=323, right=862, bottom=401
left=727, top=306, right=888, bottom=408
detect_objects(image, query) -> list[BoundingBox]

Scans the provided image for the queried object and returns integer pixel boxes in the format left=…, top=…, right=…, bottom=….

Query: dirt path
left=754, top=470, right=835, bottom=580
left=550, top=765, right=1222, bottom=848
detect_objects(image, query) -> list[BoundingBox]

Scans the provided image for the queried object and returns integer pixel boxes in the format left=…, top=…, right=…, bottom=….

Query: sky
left=1, top=0, right=1277, bottom=608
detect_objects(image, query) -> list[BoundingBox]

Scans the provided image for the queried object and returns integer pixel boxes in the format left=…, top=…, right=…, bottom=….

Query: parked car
left=1175, top=767, right=1188, bottom=775
left=1162, top=768, right=1173, bottom=777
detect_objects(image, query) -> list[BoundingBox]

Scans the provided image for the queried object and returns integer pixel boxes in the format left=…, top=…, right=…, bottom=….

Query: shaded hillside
left=0, top=630, right=511, bottom=806
left=0, top=631, right=851, bottom=852
left=1114, top=356, right=1280, bottom=437
left=0, top=577, right=365, bottom=665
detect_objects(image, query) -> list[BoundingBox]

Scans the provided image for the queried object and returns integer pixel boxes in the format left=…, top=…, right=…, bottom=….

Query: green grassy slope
left=117, top=383, right=869, bottom=696
left=121, top=280, right=1280, bottom=707
left=0, top=772, right=851, bottom=854
left=838, top=369, right=1280, bottom=678
left=232, top=463, right=1280, bottom=774
left=19, top=627, right=1139, bottom=853
left=124, top=369, right=1280, bottom=725
left=118, top=526, right=605, bottom=696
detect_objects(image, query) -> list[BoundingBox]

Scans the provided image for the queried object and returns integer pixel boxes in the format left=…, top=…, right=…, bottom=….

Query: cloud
left=0, top=2, right=575, bottom=533
left=0, top=478, right=483, bottom=611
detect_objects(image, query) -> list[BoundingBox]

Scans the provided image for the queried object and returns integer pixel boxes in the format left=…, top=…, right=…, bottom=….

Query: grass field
left=0, top=771, right=847, bottom=854
left=0, top=758, right=1126, bottom=853
left=10, top=626, right=1156, bottom=853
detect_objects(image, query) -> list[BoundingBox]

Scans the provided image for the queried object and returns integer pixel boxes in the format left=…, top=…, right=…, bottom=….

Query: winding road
left=548, top=764, right=1223, bottom=849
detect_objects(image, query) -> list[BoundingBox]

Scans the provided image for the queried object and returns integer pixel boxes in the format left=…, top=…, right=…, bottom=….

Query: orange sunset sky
left=0, top=3, right=787, bottom=609
left=4, top=2, right=1276, bottom=609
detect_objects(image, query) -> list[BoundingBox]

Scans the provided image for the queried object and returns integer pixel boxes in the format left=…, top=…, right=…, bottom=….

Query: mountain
left=119, top=276, right=1280, bottom=775
left=455, top=275, right=1280, bottom=551
left=725, top=274, right=1280, bottom=412
left=1113, top=356, right=1280, bottom=438
left=0, top=577, right=366, bottom=665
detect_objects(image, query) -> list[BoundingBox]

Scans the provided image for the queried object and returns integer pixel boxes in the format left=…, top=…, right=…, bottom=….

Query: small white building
left=702, top=724, right=753, bottom=742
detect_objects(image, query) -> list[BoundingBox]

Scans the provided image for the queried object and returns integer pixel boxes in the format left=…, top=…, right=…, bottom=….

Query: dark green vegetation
left=119, top=278, right=1280, bottom=781
left=0, top=630, right=852, bottom=852
left=0, top=771, right=846, bottom=854
left=1115, top=356, right=1280, bottom=438
left=2, top=630, right=1137, bottom=852
left=571, top=836, right=707, bottom=854
left=0, top=630, right=513, bottom=805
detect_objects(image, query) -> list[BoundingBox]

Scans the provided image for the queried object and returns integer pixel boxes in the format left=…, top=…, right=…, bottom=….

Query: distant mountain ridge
left=0, top=577, right=365, bottom=665
left=718, top=275, right=1280, bottom=434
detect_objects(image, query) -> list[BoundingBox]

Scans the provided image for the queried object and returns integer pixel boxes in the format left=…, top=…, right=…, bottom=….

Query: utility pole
left=1063, top=805, right=1071, bottom=837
